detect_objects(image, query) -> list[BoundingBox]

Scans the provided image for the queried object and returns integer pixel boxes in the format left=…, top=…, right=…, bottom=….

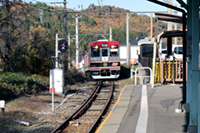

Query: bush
left=65, top=67, right=86, bottom=85
left=0, top=72, right=49, bottom=100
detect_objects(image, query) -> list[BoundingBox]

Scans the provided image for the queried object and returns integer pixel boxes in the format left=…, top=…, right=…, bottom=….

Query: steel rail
left=87, top=81, right=114, bottom=133
left=51, top=80, right=102, bottom=133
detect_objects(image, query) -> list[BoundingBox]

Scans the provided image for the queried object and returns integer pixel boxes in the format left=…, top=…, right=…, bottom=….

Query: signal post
left=50, top=31, right=68, bottom=111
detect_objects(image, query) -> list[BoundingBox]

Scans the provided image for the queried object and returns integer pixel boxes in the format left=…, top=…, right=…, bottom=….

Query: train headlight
left=111, top=45, right=115, bottom=49
left=95, top=45, right=99, bottom=49
left=110, top=45, right=118, bottom=49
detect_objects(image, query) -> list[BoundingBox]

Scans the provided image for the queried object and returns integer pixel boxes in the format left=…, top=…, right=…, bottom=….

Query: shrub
left=0, top=72, right=49, bottom=97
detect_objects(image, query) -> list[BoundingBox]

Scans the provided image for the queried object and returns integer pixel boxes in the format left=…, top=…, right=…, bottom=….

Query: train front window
left=91, top=46, right=100, bottom=57
left=110, top=45, right=119, bottom=57
left=102, top=49, right=108, bottom=56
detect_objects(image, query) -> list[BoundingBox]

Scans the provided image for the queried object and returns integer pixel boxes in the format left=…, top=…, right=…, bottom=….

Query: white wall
left=120, top=46, right=138, bottom=64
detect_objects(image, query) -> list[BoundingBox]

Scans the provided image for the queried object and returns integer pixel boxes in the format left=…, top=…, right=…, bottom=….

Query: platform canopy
left=155, top=12, right=185, bottom=24
left=159, top=30, right=184, bottom=38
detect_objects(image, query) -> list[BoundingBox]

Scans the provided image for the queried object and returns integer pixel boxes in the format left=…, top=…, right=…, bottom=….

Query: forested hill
left=24, top=2, right=168, bottom=41
left=0, top=1, right=167, bottom=75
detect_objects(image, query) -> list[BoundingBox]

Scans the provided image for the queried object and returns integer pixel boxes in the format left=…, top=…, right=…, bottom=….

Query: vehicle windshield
left=102, top=49, right=108, bottom=56
left=174, top=47, right=183, bottom=54
left=162, top=50, right=167, bottom=54
left=178, top=47, right=183, bottom=54
left=91, top=46, right=100, bottom=57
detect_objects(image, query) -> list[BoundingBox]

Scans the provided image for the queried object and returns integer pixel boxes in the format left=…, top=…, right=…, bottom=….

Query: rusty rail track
left=87, top=81, right=114, bottom=133
left=51, top=80, right=102, bottom=133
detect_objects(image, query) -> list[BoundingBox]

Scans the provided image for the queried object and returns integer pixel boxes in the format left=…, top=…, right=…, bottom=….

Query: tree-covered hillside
left=0, top=1, right=168, bottom=75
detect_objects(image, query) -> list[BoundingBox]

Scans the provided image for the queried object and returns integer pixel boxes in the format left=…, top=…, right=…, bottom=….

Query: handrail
left=135, top=67, right=152, bottom=85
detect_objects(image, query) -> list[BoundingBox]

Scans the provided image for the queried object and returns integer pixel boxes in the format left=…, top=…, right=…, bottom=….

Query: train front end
left=89, top=40, right=120, bottom=79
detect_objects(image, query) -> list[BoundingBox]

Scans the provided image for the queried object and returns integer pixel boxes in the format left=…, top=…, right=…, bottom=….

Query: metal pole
left=40, top=15, right=43, bottom=24
left=167, top=0, right=172, bottom=31
left=68, top=33, right=70, bottom=70
left=174, top=4, right=177, bottom=45
left=39, top=8, right=44, bottom=25
left=110, top=27, right=112, bottom=41
left=52, top=92, right=54, bottom=111
left=55, top=31, right=59, bottom=68
left=152, top=42, right=157, bottom=88
left=172, top=53, right=175, bottom=84
left=64, top=0, right=67, bottom=39
left=62, top=0, right=67, bottom=70
left=126, top=13, right=130, bottom=66
left=151, top=13, right=153, bottom=43
left=76, top=14, right=79, bottom=69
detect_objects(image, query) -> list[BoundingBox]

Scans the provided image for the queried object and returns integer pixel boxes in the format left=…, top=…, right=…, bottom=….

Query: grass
left=0, top=72, right=49, bottom=101
left=0, top=69, right=87, bottom=101
left=130, top=64, right=138, bottom=70
left=123, top=78, right=134, bottom=84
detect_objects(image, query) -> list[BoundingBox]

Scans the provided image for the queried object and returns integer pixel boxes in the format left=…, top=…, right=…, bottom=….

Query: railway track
left=51, top=80, right=114, bottom=133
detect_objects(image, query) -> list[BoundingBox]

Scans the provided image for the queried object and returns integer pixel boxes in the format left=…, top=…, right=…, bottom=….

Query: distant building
left=120, top=37, right=144, bottom=64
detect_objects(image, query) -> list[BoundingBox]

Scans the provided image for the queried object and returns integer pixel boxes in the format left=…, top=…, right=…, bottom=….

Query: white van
left=172, top=44, right=183, bottom=59
left=160, top=49, right=167, bottom=58
left=160, top=45, right=183, bottom=59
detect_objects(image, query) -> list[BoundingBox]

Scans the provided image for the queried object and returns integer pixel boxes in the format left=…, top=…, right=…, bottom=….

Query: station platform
left=97, top=83, right=189, bottom=133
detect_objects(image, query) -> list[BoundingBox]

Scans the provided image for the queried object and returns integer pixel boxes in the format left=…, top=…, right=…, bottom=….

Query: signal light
left=58, top=40, right=68, bottom=52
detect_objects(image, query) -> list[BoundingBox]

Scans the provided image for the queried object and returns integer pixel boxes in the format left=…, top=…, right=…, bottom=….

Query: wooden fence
left=160, top=58, right=187, bottom=83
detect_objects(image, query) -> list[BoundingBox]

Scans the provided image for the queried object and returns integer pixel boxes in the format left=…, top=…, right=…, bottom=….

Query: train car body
left=84, top=40, right=120, bottom=79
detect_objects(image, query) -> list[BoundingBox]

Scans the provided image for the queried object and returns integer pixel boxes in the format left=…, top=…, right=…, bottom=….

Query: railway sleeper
left=95, top=98, right=108, bottom=101
left=87, top=109, right=102, bottom=111
left=69, top=120, right=80, bottom=126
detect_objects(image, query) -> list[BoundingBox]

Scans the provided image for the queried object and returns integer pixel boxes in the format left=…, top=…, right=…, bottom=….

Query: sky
left=24, top=0, right=185, bottom=16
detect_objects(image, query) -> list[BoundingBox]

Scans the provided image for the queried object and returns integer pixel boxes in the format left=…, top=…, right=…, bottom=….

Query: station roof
left=158, top=30, right=184, bottom=43
left=159, top=30, right=183, bottom=38
left=155, top=12, right=184, bottom=24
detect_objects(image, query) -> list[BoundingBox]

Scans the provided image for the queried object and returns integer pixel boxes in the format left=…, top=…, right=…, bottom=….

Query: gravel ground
left=0, top=79, right=126, bottom=133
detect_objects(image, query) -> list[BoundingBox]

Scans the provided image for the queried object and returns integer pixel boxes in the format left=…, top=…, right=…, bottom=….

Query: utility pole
left=126, top=13, right=132, bottom=67
left=64, top=0, right=67, bottom=40
left=167, top=0, right=172, bottom=31
left=63, top=0, right=67, bottom=70
left=110, top=27, right=112, bottom=41
left=75, top=14, right=81, bottom=69
left=174, top=4, right=177, bottom=45
left=39, top=7, right=44, bottom=24
left=72, top=14, right=82, bottom=69
left=68, top=33, right=70, bottom=69
left=50, top=0, right=68, bottom=69
left=150, top=13, right=153, bottom=43
left=55, top=31, right=59, bottom=68
left=76, top=14, right=78, bottom=69
left=50, top=0, right=67, bottom=38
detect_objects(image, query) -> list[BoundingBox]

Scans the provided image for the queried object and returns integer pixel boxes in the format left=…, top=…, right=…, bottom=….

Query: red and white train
left=84, top=40, right=121, bottom=79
